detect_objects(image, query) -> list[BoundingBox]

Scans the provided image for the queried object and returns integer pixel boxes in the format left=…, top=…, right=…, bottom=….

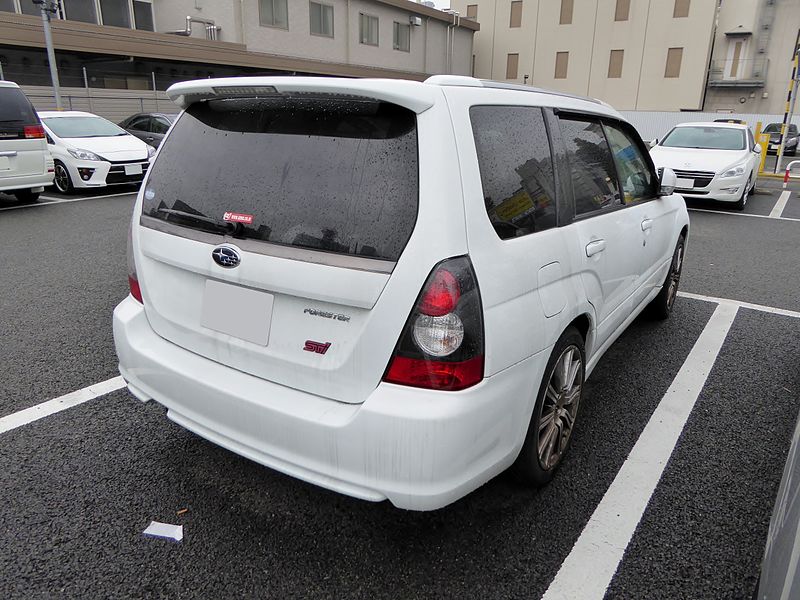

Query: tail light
left=127, top=220, right=143, bottom=303
left=383, top=256, right=484, bottom=391
left=24, top=125, right=45, bottom=139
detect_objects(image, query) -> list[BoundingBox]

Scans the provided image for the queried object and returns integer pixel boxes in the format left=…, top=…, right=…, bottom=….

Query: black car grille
left=106, top=162, right=148, bottom=184
left=672, top=169, right=715, bottom=188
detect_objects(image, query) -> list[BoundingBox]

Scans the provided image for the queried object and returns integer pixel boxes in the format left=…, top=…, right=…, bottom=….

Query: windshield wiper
left=154, top=208, right=237, bottom=235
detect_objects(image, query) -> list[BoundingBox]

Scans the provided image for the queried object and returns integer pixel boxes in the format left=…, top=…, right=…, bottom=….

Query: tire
left=513, top=326, right=585, bottom=486
left=647, top=235, right=685, bottom=320
left=53, top=161, right=74, bottom=194
left=13, top=189, right=39, bottom=203
left=733, top=173, right=751, bottom=211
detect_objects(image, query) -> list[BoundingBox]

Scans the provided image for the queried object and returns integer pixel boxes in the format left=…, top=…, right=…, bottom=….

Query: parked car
left=38, top=110, right=154, bottom=194
left=118, top=112, right=177, bottom=148
left=0, top=81, right=53, bottom=202
left=650, top=121, right=760, bottom=210
left=114, top=76, right=688, bottom=511
left=762, top=122, right=798, bottom=156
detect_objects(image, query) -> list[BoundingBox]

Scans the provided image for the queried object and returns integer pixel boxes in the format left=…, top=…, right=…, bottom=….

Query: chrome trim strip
left=139, top=215, right=396, bottom=274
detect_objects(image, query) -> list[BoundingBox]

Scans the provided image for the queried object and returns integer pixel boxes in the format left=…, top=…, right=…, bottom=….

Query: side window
left=129, top=116, right=150, bottom=131
left=470, top=106, right=558, bottom=239
left=559, top=117, right=622, bottom=216
left=151, top=117, right=170, bottom=134
left=603, top=122, right=657, bottom=203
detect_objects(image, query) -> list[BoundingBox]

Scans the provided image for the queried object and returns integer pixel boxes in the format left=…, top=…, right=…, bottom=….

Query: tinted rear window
left=142, top=96, right=418, bottom=262
left=0, top=87, right=40, bottom=137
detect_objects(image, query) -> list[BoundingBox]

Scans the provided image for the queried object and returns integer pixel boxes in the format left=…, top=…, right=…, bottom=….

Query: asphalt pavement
left=1, top=181, right=799, bottom=598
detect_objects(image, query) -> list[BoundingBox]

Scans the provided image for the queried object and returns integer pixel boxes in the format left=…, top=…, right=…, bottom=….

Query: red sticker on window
left=223, top=211, right=254, bottom=224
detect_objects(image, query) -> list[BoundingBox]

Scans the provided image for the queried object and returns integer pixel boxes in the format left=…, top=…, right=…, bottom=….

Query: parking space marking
left=0, top=192, right=136, bottom=212
left=678, top=291, right=800, bottom=319
left=769, top=190, right=792, bottom=218
left=541, top=302, right=739, bottom=600
left=688, top=207, right=800, bottom=222
left=0, top=376, right=125, bottom=435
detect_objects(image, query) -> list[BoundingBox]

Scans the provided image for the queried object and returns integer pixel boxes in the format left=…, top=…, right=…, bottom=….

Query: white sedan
left=650, top=122, right=760, bottom=210
left=38, top=111, right=154, bottom=194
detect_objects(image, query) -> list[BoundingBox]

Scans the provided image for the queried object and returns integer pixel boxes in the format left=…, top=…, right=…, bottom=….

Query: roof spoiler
left=166, top=77, right=437, bottom=113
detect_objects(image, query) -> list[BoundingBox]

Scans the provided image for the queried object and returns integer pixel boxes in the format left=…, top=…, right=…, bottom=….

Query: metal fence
left=620, top=110, right=800, bottom=142
left=19, top=85, right=172, bottom=123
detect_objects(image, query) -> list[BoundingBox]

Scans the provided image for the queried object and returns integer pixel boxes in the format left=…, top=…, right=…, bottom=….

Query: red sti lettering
left=303, top=341, right=332, bottom=355
left=223, top=211, right=254, bottom=224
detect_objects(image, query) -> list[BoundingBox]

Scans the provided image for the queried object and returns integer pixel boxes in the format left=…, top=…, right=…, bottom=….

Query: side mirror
left=754, top=143, right=762, bottom=154
left=658, top=167, right=677, bottom=197
left=648, top=138, right=659, bottom=149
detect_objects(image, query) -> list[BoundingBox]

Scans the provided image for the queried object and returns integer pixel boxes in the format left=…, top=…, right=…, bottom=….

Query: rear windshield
left=661, top=126, right=745, bottom=150
left=0, top=87, right=40, bottom=137
left=142, top=96, right=419, bottom=262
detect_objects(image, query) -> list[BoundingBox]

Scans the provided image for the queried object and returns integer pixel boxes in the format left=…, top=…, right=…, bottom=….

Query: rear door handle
left=641, top=219, right=653, bottom=231
left=585, top=239, right=606, bottom=257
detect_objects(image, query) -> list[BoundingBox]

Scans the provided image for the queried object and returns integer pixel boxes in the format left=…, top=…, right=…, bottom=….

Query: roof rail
left=423, top=75, right=603, bottom=106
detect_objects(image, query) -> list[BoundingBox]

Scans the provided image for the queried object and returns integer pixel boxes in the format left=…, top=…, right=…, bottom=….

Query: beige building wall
left=452, top=0, right=717, bottom=110
left=153, top=0, right=475, bottom=77
left=704, top=0, right=800, bottom=114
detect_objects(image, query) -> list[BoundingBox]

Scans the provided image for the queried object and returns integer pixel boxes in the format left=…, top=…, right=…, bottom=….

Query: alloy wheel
left=54, top=163, right=70, bottom=193
left=666, top=243, right=684, bottom=310
left=538, top=345, right=583, bottom=470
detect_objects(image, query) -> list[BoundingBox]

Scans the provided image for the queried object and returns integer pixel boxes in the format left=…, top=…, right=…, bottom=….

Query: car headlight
left=147, top=145, right=156, bottom=158
left=720, top=164, right=746, bottom=178
left=67, top=148, right=103, bottom=161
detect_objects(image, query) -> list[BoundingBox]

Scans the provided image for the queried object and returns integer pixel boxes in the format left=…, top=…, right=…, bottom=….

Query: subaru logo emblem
left=212, top=245, right=241, bottom=268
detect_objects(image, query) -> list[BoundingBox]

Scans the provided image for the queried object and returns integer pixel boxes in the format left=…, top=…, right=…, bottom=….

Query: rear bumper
left=113, top=296, right=544, bottom=511
left=0, top=172, right=53, bottom=193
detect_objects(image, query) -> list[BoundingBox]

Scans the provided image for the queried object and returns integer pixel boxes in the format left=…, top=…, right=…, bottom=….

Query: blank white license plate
left=0, top=156, right=9, bottom=171
left=124, top=163, right=143, bottom=175
left=200, top=280, right=274, bottom=346
left=676, top=177, right=694, bottom=188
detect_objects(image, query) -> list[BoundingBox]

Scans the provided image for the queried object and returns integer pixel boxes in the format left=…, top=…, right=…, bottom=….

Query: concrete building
left=0, top=0, right=476, bottom=118
left=450, top=0, right=718, bottom=110
left=704, top=0, right=800, bottom=115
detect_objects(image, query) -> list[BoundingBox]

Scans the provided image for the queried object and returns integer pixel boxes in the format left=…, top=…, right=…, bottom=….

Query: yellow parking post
left=758, top=133, right=770, bottom=175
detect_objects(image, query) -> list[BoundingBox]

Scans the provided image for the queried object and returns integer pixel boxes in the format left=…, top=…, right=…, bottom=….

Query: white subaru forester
left=114, top=76, right=688, bottom=511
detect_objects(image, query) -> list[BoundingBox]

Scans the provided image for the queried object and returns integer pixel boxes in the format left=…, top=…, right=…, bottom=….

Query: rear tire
left=13, top=189, right=40, bottom=203
left=53, top=161, right=74, bottom=194
left=647, top=235, right=685, bottom=320
left=513, top=326, right=585, bottom=486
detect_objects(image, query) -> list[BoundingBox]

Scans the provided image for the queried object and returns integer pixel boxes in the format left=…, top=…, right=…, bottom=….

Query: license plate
left=676, top=178, right=694, bottom=188
left=0, top=156, right=9, bottom=171
left=201, top=280, right=274, bottom=345
left=124, top=163, right=143, bottom=175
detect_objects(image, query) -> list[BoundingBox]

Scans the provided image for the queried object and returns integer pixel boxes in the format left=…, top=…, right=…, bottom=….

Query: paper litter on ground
left=142, top=521, right=184, bottom=542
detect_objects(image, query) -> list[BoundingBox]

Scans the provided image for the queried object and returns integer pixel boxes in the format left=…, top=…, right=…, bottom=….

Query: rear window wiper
left=154, top=207, right=237, bottom=235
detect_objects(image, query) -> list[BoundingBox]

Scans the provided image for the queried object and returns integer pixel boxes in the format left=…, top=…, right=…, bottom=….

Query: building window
left=260, top=0, right=289, bottom=29
left=673, top=0, right=690, bottom=18
left=506, top=53, right=519, bottom=79
left=608, top=49, right=624, bottom=78
left=665, top=47, right=683, bottom=77
left=360, top=13, right=379, bottom=46
left=466, top=4, right=478, bottom=20
left=19, top=0, right=40, bottom=15
left=99, top=0, right=131, bottom=28
left=61, top=0, right=98, bottom=23
left=510, top=1, right=523, bottom=28
left=555, top=51, right=569, bottom=79
left=393, top=22, right=410, bottom=52
left=560, top=0, right=573, bottom=25
left=310, top=1, right=334, bottom=37
left=0, top=0, right=16, bottom=12
left=133, top=1, right=154, bottom=31
left=614, top=0, right=630, bottom=21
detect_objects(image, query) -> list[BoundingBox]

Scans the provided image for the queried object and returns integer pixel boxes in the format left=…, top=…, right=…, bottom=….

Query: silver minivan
left=0, top=81, right=53, bottom=202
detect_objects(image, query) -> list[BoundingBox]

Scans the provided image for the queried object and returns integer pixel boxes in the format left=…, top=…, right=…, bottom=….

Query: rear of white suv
left=0, top=81, right=53, bottom=202
left=115, top=76, right=688, bottom=510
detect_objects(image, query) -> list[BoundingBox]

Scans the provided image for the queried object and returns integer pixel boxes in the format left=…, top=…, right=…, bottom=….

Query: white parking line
left=0, top=376, right=125, bottom=435
left=678, top=291, right=800, bottom=319
left=769, top=190, right=792, bottom=218
left=688, top=208, right=800, bottom=222
left=0, top=191, right=136, bottom=212
left=541, top=302, right=739, bottom=600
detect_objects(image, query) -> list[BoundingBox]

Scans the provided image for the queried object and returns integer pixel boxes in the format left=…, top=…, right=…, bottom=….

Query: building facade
left=704, top=0, right=800, bottom=115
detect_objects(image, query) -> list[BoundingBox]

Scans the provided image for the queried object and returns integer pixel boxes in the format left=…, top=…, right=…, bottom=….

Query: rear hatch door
left=137, top=89, right=429, bottom=403
left=0, top=87, right=46, bottom=177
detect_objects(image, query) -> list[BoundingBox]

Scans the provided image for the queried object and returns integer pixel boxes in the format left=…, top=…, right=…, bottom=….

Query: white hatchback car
left=650, top=121, right=760, bottom=210
left=38, top=111, right=154, bottom=193
left=0, top=81, right=53, bottom=202
left=114, top=76, right=689, bottom=511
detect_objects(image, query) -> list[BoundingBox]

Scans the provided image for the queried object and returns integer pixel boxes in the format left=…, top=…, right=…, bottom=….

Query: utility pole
left=774, top=48, right=800, bottom=173
left=33, top=0, right=62, bottom=110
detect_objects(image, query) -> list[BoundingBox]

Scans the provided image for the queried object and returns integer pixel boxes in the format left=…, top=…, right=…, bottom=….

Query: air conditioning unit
left=410, top=16, right=422, bottom=26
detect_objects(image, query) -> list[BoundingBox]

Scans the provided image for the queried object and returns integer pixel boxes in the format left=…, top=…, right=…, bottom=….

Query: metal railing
left=707, top=58, right=769, bottom=86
